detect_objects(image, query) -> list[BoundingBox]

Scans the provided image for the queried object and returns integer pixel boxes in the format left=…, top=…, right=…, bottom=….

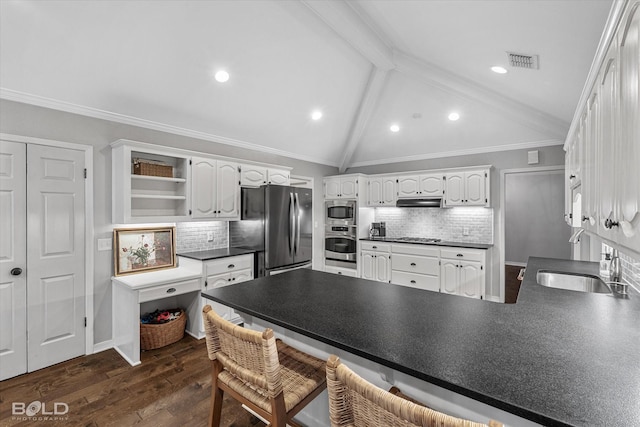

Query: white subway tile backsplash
left=176, top=221, right=228, bottom=252
left=373, top=207, right=493, bottom=244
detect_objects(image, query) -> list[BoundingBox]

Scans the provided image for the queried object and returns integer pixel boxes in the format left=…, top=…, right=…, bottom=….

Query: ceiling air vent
left=507, top=52, right=539, bottom=70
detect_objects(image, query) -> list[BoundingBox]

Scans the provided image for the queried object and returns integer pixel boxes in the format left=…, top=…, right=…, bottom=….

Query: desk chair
left=202, top=305, right=326, bottom=427
left=326, top=355, right=503, bottom=427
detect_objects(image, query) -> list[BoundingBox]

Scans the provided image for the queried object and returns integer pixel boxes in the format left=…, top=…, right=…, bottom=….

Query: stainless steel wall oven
left=325, top=225, right=357, bottom=263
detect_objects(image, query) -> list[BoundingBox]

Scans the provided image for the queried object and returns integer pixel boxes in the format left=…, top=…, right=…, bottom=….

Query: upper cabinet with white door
left=366, top=175, right=397, bottom=206
left=397, top=173, right=444, bottom=198
left=240, top=164, right=291, bottom=187
left=324, top=174, right=363, bottom=200
left=191, top=157, right=240, bottom=220
left=112, top=140, right=294, bottom=224
left=566, top=1, right=640, bottom=254
left=443, top=169, right=490, bottom=207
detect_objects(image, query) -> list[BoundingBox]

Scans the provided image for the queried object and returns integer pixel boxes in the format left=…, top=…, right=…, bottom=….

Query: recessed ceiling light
left=311, top=110, right=323, bottom=121
left=448, top=112, right=460, bottom=121
left=390, top=124, right=400, bottom=132
left=214, top=70, right=230, bottom=83
left=491, top=66, right=508, bottom=74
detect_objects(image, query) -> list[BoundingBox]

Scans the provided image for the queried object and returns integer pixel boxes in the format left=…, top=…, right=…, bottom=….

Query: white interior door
left=26, top=144, right=86, bottom=372
left=0, top=141, right=27, bottom=380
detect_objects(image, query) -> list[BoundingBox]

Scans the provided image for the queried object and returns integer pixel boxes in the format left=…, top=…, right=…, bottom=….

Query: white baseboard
left=93, top=340, right=114, bottom=354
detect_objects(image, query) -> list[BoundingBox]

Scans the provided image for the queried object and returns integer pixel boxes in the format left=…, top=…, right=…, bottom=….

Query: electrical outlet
left=463, top=227, right=470, bottom=236
left=207, top=231, right=214, bottom=242
left=98, top=238, right=112, bottom=251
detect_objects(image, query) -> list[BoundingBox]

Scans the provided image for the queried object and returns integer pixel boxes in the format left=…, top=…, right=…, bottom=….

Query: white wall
left=0, top=99, right=337, bottom=346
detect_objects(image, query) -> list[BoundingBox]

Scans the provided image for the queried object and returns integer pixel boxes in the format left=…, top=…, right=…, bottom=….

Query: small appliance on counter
left=369, top=222, right=386, bottom=238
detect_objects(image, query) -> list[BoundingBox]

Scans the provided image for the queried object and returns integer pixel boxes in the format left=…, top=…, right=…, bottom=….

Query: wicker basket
left=133, top=158, right=173, bottom=178
left=140, top=309, right=186, bottom=350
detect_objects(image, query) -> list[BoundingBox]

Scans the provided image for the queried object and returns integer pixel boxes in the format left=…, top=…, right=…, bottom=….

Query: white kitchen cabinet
left=397, top=174, right=443, bottom=198
left=439, top=248, right=485, bottom=299
left=367, top=176, right=397, bottom=206
left=112, top=141, right=191, bottom=223
left=360, top=242, right=391, bottom=283
left=616, top=3, right=640, bottom=253
left=565, top=2, right=640, bottom=255
left=200, top=254, right=254, bottom=330
left=444, top=170, right=489, bottom=207
left=390, top=244, right=440, bottom=292
left=324, top=175, right=360, bottom=199
left=191, top=157, right=240, bottom=220
left=238, top=164, right=292, bottom=187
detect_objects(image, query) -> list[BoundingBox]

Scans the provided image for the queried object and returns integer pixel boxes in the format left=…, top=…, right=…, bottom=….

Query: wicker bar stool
left=202, top=305, right=327, bottom=427
left=326, top=355, right=503, bottom=427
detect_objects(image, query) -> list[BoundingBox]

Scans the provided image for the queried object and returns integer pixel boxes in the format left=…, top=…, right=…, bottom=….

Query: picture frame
left=113, top=226, right=177, bottom=276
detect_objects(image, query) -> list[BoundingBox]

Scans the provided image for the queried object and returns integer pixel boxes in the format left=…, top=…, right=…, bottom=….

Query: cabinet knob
left=569, top=174, right=576, bottom=179
left=228, top=278, right=232, bottom=282
left=166, top=288, right=176, bottom=294
left=604, top=218, right=619, bottom=229
left=10, top=267, right=23, bottom=276
left=582, top=216, right=589, bottom=222
left=372, top=246, right=377, bottom=249
left=410, top=280, right=416, bottom=284
left=457, top=254, right=463, bottom=257
left=410, top=262, right=417, bottom=266
left=228, top=264, right=235, bottom=269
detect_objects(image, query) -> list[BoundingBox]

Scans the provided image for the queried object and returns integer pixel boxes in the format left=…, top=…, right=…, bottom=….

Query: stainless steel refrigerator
left=229, top=185, right=312, bottom=277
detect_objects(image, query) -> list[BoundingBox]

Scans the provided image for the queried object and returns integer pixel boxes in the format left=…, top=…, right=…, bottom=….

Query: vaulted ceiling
left=0, top=0, right=612, bottom=171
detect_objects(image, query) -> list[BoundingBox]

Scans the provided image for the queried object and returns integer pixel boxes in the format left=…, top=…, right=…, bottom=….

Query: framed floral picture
left=113, top=227, right=177, bottom=276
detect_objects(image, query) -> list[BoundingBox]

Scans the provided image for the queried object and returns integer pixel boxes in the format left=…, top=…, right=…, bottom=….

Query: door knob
left=10, top=268, right=22, bottom=276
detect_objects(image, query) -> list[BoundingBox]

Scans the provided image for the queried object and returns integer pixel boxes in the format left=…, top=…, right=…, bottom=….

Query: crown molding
left=300, top=0, right=395, bottom=70
left=338, top=67, right=388, bottom=173
left=393, top=52, right=570, bottom=139
left=0, top=88, right=339, bottom=167
left=347, top=139, right=564, bottom=169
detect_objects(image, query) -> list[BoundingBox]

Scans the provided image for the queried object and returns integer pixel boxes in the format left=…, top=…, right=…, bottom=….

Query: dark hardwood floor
left=504, top=264, right=524, bottom=304
left=0, top=336, right=265, bottom=427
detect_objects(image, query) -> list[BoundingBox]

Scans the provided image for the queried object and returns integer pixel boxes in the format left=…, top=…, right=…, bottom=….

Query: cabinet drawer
left=205, top=254, right=253, bottom=275
left=392, top=271, right=439, bottom=292
left=138, top=278, right=201, bottom=303
left=392, top=253, right=439, bottom=275
left=361, top=241, right=391, bottom=252
left=325, top=266, right=358, bottom=277
left=392, top=243, right=439, bottom=257
left=440, top=248, right=485, bottom=263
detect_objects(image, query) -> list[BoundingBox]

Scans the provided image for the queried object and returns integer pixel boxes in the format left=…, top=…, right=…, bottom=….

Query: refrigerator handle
left=294, top=192, right=300, bottom=254
left=289, top=192, right=295, bottom=255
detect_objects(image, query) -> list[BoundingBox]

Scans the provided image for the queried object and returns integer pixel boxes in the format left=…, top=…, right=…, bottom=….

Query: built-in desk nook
left=111, top=256, right=203, bottom=366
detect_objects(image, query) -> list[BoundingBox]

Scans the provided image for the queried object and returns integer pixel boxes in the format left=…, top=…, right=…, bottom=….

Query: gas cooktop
left=396, top=237, right=442, bottom=243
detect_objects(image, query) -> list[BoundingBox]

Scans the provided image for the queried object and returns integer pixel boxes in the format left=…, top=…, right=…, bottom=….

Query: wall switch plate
left=207, top=231, right=214, bottom=242
left=98, top=238, right=112, bottom=251
left=463, top=227, right=470, bottom=236
left=528, top=150, right=539, bottom=165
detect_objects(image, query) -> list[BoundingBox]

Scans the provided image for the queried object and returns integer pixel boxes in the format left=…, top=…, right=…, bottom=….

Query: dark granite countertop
left=201, top=257, right=640, bottom=426
left=178, top=247, right=256, bottom=261
left=360, top=237, right=493, bottom=250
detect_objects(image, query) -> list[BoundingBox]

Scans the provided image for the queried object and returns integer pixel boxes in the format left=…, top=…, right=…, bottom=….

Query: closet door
left=0, top=141, right=27, bottom=380
left=27, top=144, right=86, bottom=372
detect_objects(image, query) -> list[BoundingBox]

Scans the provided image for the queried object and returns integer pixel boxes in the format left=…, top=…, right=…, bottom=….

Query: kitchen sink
left=536, top=270, right=612, bottom=294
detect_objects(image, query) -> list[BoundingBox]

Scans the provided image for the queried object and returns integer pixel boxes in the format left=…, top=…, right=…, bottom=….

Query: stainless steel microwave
left=325, top=200, right=356, bottom=225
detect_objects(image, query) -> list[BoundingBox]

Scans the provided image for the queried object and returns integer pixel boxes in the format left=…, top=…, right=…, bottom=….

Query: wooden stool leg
left=270, top=393, right=288, bottom=427
left=209, top=360, right=224, bottom=427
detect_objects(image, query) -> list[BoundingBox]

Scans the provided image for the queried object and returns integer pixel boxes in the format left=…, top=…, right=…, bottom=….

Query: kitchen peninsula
left=201, top=258, right=640, bottom=427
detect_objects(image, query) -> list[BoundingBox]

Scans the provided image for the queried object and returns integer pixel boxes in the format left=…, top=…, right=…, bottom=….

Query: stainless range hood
left=396, top=198, right=443, bottom=208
